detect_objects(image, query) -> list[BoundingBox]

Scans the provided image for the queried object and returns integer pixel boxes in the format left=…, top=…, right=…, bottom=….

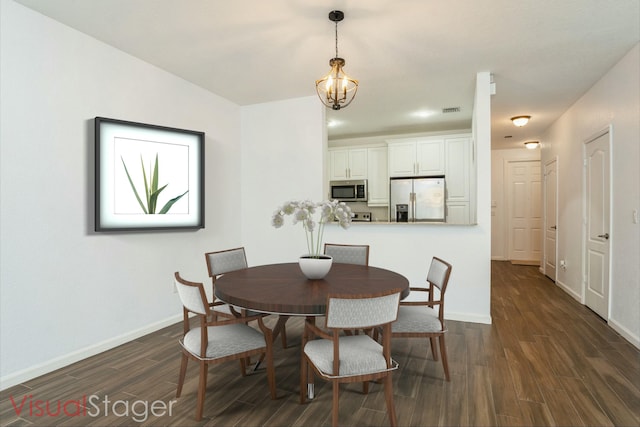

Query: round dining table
left=214, top=262, right=410, bottom=316
left=214, top=262, right=409, bottom=399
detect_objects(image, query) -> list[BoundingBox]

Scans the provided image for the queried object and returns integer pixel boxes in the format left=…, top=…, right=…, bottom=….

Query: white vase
left=298, top=255, right=333, bottom=280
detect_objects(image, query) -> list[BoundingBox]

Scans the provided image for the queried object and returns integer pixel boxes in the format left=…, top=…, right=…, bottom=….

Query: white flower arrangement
left=272, top=200, right=353, bottom=258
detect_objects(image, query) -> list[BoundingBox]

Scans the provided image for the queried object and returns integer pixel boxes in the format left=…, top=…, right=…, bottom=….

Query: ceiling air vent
left=442, top=107, right=460, bottom=113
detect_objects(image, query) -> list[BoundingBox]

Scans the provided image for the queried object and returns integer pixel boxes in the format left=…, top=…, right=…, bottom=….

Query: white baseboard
left=445, top=311, right=492, bottom=325
left=555, top=279, right=582, bottom=302
left=554, top=281, right=639, bottom=350
left=608, top=317, right=640, bottom=350
left=0, top=314, right=182, bottom=391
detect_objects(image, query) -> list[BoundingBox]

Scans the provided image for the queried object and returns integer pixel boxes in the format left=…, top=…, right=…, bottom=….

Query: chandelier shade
left=315, top=10, right=358, bottom=110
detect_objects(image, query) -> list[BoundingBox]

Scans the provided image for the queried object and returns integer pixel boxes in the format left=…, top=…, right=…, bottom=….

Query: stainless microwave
left=330, top=179, right=368, bottom=202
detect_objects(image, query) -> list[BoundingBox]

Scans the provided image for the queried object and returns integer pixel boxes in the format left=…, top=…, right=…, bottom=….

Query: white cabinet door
left=416, top=139, right=445, bottom=175
left=445, top=137, right=470, bottom=202
left=348, top=148, right=368, bottom=179
left=329, top=148, right=367, bottom=180
left=329, top=149, right=349, bottom=180
left=388, top=142, right=417, bottom=177
left=367, top=146, right=389, bottom=206
left=446, top=202, right=469, bottom=224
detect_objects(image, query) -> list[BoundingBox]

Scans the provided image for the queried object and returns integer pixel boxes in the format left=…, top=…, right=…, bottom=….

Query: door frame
left=543, top=156, right=558, bottom=281
left=582, top=125, right=612, bottom=316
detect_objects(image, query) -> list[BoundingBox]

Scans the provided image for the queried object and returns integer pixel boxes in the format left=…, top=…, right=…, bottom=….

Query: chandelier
left=315, top=10, right=358, bottom=110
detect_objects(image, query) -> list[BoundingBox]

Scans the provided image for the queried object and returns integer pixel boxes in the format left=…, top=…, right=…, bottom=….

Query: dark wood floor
left=1, top=261, right=639, bottom=426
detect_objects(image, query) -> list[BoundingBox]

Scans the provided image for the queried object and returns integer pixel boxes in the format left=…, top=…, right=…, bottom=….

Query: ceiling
left=16, top=0, right=639, bottom=149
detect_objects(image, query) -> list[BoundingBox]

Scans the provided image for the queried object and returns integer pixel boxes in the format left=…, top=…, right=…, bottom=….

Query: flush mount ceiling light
left=524, top=141, right=540, bottom=149
left=511, top=115, right=531, bottom=127
left=315, top=10, right=358, bottom=110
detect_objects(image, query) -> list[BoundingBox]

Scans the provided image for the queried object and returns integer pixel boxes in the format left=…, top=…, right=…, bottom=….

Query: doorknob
left=551, top=225, right=557, bottom=230
left=597, top=233, right=609, bottom=239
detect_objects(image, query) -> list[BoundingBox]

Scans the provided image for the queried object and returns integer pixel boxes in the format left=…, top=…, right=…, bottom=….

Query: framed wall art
left=95, top=117, right=204, bottom=231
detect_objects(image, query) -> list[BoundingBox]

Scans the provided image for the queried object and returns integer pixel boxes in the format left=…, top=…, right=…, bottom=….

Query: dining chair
left=205, top=247, right=288, bottom=348
left=204, top=247, right=249, bottom=320
left=391, top=256, right=453, bottom=381
left=300, top=288, right=402, bottom=427
left=174, top=272, right=276, bottom=421
left=323, top=243, right=370, bottom=265
left=324, top=243, right=371, bottom=335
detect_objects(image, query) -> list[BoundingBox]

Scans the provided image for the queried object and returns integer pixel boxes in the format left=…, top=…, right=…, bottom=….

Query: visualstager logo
left=10, top=394, right=177, bottom=422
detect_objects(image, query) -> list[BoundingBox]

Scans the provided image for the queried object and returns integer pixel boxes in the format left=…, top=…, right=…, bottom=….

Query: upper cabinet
left=387, top=138, right=445, bottom=177
left=328, top=148, right=367, bottom=180
left=366, top=146, right=389, bottom=206
left=444, top=137, right=470, bottom=202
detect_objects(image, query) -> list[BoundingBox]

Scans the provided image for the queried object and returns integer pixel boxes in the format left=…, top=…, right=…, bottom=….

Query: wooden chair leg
left=281, top=324, right=288, bottom=349
left=332, top=381, right=340, bottom=427
left=176, top=354, right=188, bottom=398
left=429, top=337, right=439, bottom=361
left=239, top=358, right=247, bottom=376
left=195, top=361, right=208, bottom=421
left=363, top=381, right=369, bottom=394
left=383, top=374, right=397, bottom=427
left=439, top=334, right=450, bottom=381
left=265, top=345, right=277, bottom=400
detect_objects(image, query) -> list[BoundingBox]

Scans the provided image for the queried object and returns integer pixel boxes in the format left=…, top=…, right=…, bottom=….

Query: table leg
left=306, top=316, right=315, bottom=399
left=271, top=315, right=289, bottom=344
left=307, top=383, right=315, bottom=399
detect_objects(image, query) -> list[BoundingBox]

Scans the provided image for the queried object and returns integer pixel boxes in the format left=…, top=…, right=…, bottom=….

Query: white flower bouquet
left=271, top=200, right=353, bottom=258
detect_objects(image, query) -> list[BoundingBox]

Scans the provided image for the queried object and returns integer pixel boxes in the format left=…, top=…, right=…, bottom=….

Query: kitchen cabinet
left=445, top=137, right=470, bottom=202
left=328, top=132, right=474, bottom=224
left=446, top=202, right=470, bottom=224
left=328, top=148, right=367, bottom=180
left=444, top=137, right=471, bottom=223
left=366, top=146, right=389, bottom=206
left=387, top=138, right=445, bottom=177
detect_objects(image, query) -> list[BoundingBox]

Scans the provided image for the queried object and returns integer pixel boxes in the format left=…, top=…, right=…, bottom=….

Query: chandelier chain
left=334, top=20, right=339, bottom=58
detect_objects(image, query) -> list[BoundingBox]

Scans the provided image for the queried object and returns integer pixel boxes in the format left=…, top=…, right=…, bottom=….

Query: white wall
left=541, top=43, right=640, bottom=347
left=240, top=97, right=328, bottom=263
left=491, top=148, right=541, bottom=260
left=0, top=0, right=243, bottom=387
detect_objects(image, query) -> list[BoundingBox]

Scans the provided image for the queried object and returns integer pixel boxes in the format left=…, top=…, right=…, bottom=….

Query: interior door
left=507, top=161, right=542, bottom=263
left=585, top=131, right=610, bottom=319
left=544, top=159, right=558, bottom=281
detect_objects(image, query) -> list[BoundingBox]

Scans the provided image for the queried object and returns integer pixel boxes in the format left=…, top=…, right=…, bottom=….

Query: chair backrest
left=174, top=272, right=209, bottom=316
left=205, top=247, right=248, bottom=279
left=326, top=289, right=401, bottom=329
left=323, top=243, right=370, bottom=266
left=427, top=257, right=452, bottom=294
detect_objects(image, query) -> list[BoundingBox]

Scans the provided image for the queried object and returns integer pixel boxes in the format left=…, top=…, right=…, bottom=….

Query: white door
left=584, top=131, right=610, bottom=319
left=544, top=159, right=558, bottom=281
left=507, top=161, right=542, bottom=263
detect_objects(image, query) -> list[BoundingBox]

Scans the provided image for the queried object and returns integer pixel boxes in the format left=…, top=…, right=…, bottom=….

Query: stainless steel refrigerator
left=390, top=176, right=446, bottom=222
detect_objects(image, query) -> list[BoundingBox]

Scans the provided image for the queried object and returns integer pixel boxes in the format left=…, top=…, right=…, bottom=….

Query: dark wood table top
left=214, top=262, right=410, bottom=316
